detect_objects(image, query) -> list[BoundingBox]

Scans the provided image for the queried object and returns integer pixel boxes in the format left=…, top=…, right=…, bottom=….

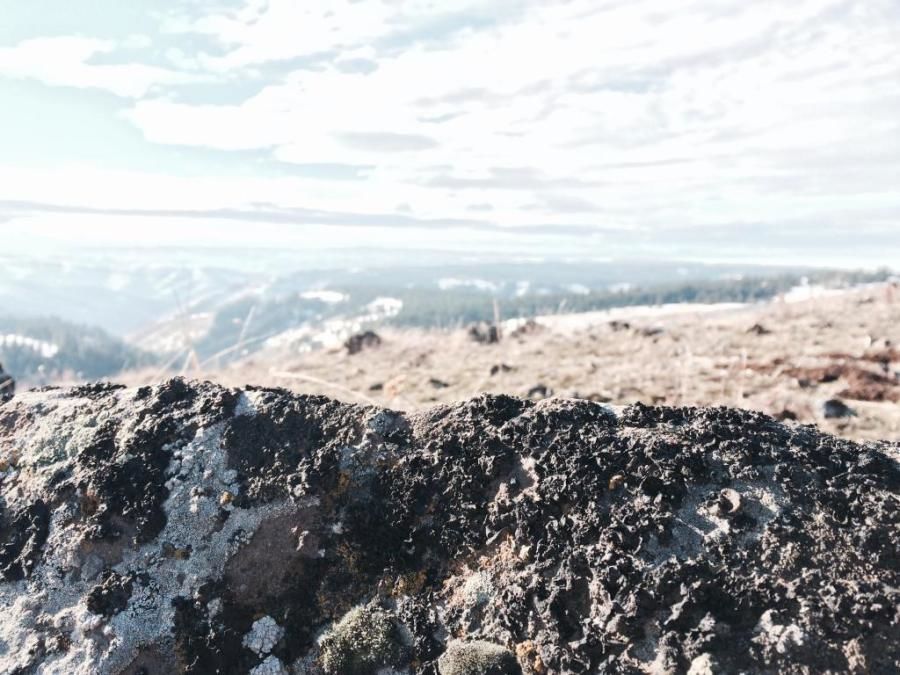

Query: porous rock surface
left=0, top=379, right=897, bottom=674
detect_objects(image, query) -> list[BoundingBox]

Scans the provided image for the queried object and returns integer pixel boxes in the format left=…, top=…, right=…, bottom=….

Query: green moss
left=319, top=604, right=409, bottom=675
left=437, top=640, right=521, bottom=675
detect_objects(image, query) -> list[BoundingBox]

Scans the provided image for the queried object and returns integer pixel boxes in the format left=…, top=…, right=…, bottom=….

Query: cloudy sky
left=2, top=0, right=899, bottom=266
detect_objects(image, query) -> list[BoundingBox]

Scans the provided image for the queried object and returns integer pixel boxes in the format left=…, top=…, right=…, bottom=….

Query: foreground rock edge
left=0, top=379, right=896, bottom=674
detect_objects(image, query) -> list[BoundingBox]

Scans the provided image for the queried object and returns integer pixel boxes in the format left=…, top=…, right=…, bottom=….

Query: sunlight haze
left=2, top=0, right=899, bottom=264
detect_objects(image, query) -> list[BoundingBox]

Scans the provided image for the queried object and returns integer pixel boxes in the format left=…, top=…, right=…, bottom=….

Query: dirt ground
left=134, top=283, right=900, bottom=443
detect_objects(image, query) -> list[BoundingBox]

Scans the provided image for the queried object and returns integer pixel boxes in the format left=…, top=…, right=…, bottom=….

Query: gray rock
left=823, top=397, right=856, bottom=418
left=0, top=380, right=896, bottom=674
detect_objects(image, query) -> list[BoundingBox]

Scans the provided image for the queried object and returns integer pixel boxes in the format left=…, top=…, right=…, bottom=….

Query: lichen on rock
left=437, top=639, right=520, bottom=675
left=0, top=379, right=896, bottom=674
left=243, top=616, right=284, bottom=657
left=318, top=604, right=411, bottom=675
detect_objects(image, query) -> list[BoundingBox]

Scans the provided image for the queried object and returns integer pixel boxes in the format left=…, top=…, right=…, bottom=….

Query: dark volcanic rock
left=509, top=320, right=545, bottom=340
left=526, top=383, right=552, bottom=400
left=823, top=397, right=857, bottom=419
left=468, top=322, right=500, bottom=344
left=0, top=362, right=14, bottom=402
left=747, top=323, right=772, bottom=336
left=0, top=379, right=897, bottom=674
left=344, top=331, right=382, bottom=355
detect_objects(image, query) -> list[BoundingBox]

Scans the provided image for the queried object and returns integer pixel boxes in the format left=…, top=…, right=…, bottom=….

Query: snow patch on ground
left=524, top=301, right=746, bottom=334
left=300, top=290, right=348, bottom=304
left=438, top=278, right=498, bottom=292
left=0, top=334, right=59, bottom=358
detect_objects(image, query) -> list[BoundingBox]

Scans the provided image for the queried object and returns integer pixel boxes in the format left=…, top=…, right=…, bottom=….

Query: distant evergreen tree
left=0, top=316, right=155, bottom=383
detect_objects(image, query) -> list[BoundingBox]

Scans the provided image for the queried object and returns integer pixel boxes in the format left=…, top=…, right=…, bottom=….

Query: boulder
left=823, top=397, right=857, bottom=418
left=0, top=379, right=897, bottom=674
left=746, top=323, right=772, bottom=336
left=344, top=331, right=382, bottom=356
left=525, top=384, right=551, bottom=400
left=608, top=320, right=631, bottom=332
left=508, top=320, right=544, bottom=340
left=467, top=322, right=500, bottom=345
left=0, top=362, right=14, bottom=402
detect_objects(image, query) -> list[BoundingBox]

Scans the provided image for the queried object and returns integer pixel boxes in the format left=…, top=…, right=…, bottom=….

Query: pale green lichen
left=437, top=639, right=521, bottom=675
left=318, top=604, right=409, bottom=675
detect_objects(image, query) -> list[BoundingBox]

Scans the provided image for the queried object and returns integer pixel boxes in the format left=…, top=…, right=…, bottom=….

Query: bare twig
left=148, top=348, right=189, bottom=384
left=179, top=350, right=198, bottom=377
left=198, top=328, right=287, bottom=369
left=269, top=369, right=380, bottom=406
left=235, top=304, right=257, bottom=358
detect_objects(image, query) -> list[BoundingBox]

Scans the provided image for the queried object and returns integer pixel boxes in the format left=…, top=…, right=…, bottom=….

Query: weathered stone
left=0, top=379, right=896, bottom=674
left=344, top=331, right=382, bottom=355
left=0, top=362, right=14, bottom=402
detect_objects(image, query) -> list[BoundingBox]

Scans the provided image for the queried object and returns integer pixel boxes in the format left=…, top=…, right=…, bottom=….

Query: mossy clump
left=319, top=604, right=410, bottom=675
left=437, top=640, right=522, bottom=675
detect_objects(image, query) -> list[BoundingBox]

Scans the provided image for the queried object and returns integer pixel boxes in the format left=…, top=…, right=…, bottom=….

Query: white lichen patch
left=250, top=654, right=289, bottom=675
left=234, top=391, right=262, bottom=418
left=687, top=652, right=716, bottom=674
left=510, top=455, right=539, bottom=500
left=461, top=571, right=494, bottom=607
left=207, top=597, right=223, bottom=618
left=0, top=388, right=302, bottom=675
left=754, top=609, right=806, bottom=655
left=243, top=616, right=284, bottom=656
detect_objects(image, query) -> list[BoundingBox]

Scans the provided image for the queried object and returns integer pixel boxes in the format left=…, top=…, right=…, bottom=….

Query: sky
left=1, top=0, right=899, bottom=267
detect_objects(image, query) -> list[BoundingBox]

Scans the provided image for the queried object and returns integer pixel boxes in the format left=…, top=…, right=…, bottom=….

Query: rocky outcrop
left=344, top=331, right=382, bottom=356
left=0, top=363, right=14, bottom=403
left=0, top=379, right=897, bottom=674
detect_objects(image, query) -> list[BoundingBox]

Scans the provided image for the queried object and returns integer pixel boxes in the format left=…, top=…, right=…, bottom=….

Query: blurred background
left=1, top=0, right=899, bottom=440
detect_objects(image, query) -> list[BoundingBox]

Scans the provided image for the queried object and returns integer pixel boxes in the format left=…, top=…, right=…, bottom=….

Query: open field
left=123, top=283, right=900, bottom=442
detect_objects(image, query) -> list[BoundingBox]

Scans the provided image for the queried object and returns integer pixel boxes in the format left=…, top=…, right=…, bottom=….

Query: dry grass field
left=127, top=283, right=900, bottom=443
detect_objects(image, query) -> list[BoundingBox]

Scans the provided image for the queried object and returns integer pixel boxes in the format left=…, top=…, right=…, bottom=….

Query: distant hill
left=389, top=267, right=896, bottom=327
left=0, top=316, right=156, bottom=385
left=192, top=280, right=900, bottom=443
left=0, top=252, right=258, bottom=336
left=181, top=267, right=895, bottom=362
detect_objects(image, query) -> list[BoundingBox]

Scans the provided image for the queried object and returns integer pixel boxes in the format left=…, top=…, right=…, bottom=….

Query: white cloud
left=0, top=36, right=200, bottom=98
left=2, top=0, right=900, bottom=248
left=170, top=0, right=502, bottom=71
left=118, top=0, right=900, bottom=230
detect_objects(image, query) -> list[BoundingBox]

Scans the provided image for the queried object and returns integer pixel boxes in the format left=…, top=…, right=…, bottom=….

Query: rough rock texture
left=0, top=379, right=897, bottom=675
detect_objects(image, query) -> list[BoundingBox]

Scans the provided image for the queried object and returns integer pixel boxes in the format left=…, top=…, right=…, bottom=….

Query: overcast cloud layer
left=1, top=0, right=899, bottom=265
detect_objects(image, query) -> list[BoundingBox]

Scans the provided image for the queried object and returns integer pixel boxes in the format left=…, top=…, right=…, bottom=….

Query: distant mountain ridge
left=0, top=316, right=155, bottom=385
left=0, top=254, right=893, bottom=382
left=177, top=267, right=894, bottom=364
